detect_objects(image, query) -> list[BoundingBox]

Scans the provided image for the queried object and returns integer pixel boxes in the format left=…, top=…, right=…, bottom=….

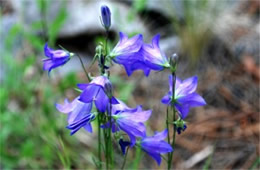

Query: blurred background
left=0, top=0, right=259, bottom=169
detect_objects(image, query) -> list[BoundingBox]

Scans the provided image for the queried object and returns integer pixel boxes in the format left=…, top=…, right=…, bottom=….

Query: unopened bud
left=174, top=118, right=187, bottom=135
left=170, top=53, right=178, bottom=72
left=101, top=5, right=111, bottom=30
left=170, top=53, right=178, bottom=66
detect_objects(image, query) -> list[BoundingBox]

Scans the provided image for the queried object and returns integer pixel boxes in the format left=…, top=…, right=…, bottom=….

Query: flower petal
left=111, top=97, right=119, bottom=104
left=176, top=76, right=198, bottom=97
left=175, top=103, right=190, bottom=119
left=79, top=85, right=100, bottom=103
left=77, top=83, right=89, bottom=90
left=119, top=110, right=152, bottom=122
left=91, top=76, right=110, bottom=87
left=84, top=123, right=92, bottom=133
left=141, top=34, right=169, bottom=70
left=117, top=119, right=146, bottom=144
left=56, top=99, right=75, bottom=114
left=152, top=34, right=160, bottom=49
left=143, top=151, right=162, bottom=165
left=67, top=102, right=92, bottom=124
left=44, top=43, right=53, bottom=58
left=175, top=76, right=182, bottom=89
left=66, top=113, right=95, bottom=135
left=161, top=93, right=171, bottom=105
left=112, top=99, right=140, bottom=114
left=177, top=92, right=206, bottom=107
left=94, top=88, right=109, bottom=112
left=153, top=129, right=168, bottom=141
left=141, top=140, right=173, bottom=154
left=42, top=57, right=69, bottom=73
left=113, top=33, right=143, bottom=55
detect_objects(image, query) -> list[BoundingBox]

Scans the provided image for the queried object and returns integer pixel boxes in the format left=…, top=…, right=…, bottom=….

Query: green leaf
left=24, top=32, right=44, bottom=51
left=4, top=24, right=22, bottom=50
left=48, top=2, right=67, bottom=46
left=21, top=140, right=35, bottom=158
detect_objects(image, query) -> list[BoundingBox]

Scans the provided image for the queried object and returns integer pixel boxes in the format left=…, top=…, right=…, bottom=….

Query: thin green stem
left=76, top=54, right=91, bottom=82
left=166, top=106, right=171, bottom=167
left=121, top=147, right=129, bottom=170
left=102, top=114, right=109, bottom=170
left=108, top=98, right=113, bottom=169
left=98, top=114, right=102, bottom=169
left=40, top=0, right=48, bottom=42
left=105, top=30, right=109, bottom=56
left=99, top=31, right=109, bottom=76
left=168, top=72, right=176, bottom=170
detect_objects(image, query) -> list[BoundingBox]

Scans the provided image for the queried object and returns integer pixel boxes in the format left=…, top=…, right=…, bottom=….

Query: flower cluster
left=161, top=75, right=206, bottom=134
left=56, top=76, right=117, bottom=135
left=42, top=5, right=206, bottom=168
left=110, top=32, right=170, bottom=76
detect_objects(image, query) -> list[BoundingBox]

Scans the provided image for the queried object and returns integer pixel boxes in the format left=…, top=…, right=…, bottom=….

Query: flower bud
left=119, top=139, right=131, bottom=155
left=170, top=53, right=178, bottom=72
left=174, top=118, right=187, bottom=135
left=101, top=5, right=111, bottom=30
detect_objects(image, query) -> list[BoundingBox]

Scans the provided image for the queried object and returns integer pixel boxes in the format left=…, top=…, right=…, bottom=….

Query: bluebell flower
left=56, top=97, right=95, bottom=135
left=78, top=76, right=118, bottom=113
left=102, top=99, right=151, bottom=146
left=161, top=75, right=206, bottom=119
left=42, top=43, right=72, bottom=74
left=101, top=5, right=111, bottom=30
left=139, top=129, right=173, bottom=165
left=140, top=34, right=170, bottom=71
left=110, top=32, right=151, bottom=76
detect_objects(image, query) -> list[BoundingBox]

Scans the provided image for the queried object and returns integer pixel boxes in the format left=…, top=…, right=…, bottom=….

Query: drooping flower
left=78, top=76, right=118, bottom=113
left=161, top=75, right=206, bottom=119
left=42, top=43, right=72, bottom=74
left=139, top=129, right=173, bottom=165
left=140, top=34, right=170, bottom=71
left=56, top=97, right=95, bottom=135
left=102, top=99, right=151, bottom=146
left=110, top=32, right=151, bottom=76
left=100, top=5, right=111, bottom=30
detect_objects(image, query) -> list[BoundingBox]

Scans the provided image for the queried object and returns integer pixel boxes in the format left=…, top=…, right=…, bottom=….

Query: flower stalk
left=76, top=54, right=91, bottom=82
left=97, top=114, right=102, bottom=169
left=121, top=147, right=129, bottom=170
left=166, top=72, right=176, bottom=170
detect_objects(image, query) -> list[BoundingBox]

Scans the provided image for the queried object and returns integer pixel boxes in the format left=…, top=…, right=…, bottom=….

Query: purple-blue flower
left=101, top=5, right=111, bottom=30
left=139, top=129, right=173, bottom=165
left=103, top=99, right=151, bottom=146
left=161, top=75, right=206, bottom=119
left=110, top=32, right=151, bottom=76
left=42, top=43, right=72, bottom=74
left=140, top=34, right=170, bottom=71
left=56, top=97, right=95, bottom=135
left=78, top=76, right=118, bottom=113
